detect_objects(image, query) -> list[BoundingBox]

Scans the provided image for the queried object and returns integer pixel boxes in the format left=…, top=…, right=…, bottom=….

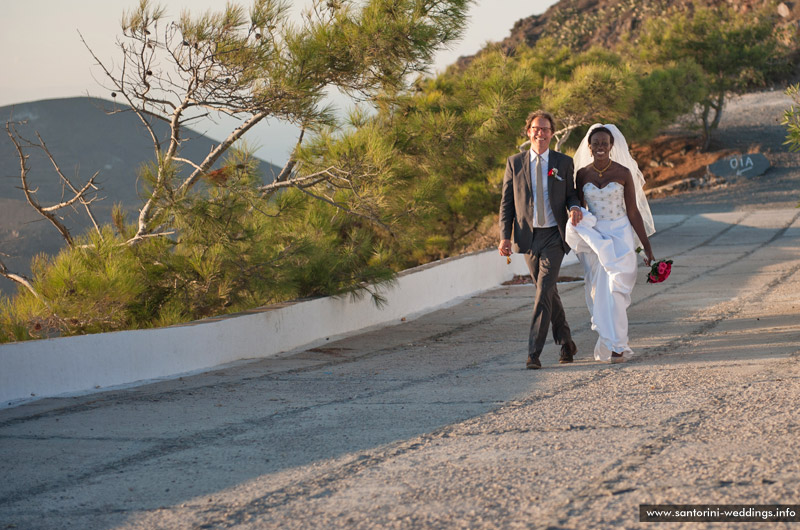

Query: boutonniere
left=548, top=168, right=563, bottom=181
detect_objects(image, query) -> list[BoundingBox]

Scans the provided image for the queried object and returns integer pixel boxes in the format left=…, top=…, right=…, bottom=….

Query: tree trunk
left=701, top=102, right=712, bottom=151
left=709, top=92, right=725, bottom=132
left=701, top=92, right=726, bottom=151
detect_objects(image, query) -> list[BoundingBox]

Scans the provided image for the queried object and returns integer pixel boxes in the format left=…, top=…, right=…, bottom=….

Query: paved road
left=2, top=91, right=800, bottom=529
left=1, top=208, right=799, bottom=529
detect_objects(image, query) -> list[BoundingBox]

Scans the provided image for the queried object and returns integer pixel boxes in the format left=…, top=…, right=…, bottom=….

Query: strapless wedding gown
left=565, top=182, right=638, bottom=361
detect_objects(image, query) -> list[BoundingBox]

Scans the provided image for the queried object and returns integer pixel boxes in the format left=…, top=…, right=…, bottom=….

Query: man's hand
left=569, top=207, right=583, bottom=226
left=498, top=239, right=512, bottom=257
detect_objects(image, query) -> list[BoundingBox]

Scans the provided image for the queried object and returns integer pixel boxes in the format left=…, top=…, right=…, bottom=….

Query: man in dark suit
left=499, top=110, right=582, bottom=369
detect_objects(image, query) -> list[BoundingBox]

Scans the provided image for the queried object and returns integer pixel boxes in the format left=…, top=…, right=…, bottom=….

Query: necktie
left=535, top=155, right=545, bottom=226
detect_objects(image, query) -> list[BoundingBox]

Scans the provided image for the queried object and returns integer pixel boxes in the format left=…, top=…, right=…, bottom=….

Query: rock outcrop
left=456, top=0, right=800, bottom=68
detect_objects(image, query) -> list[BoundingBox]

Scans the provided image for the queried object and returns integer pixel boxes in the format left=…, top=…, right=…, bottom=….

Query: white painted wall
left=0, top=249, right=575, bottom=408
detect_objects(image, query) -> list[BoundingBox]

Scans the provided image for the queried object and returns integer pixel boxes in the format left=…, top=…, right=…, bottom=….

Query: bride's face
left=589, top=132, right=613, bottom=161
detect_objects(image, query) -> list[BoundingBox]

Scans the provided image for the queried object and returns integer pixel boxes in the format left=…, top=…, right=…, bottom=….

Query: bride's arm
left=575, top=169, right=586, bottom=208
left=622, top=170, right=655, bottom=264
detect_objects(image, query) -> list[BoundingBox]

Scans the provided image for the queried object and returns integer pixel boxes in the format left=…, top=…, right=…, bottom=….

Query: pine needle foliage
left=782, top=84, right=800, bottom=153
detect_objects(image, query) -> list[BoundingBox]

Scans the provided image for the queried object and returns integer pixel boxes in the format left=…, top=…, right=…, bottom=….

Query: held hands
left=569, top=207, right=583, bottom=226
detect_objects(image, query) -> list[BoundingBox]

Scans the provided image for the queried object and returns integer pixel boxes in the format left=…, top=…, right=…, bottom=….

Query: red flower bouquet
left=647, top=259, right=673, bottom=284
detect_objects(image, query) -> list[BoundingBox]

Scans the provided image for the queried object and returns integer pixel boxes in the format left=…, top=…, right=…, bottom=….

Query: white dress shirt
left=530, top=149, right=557, bottom=228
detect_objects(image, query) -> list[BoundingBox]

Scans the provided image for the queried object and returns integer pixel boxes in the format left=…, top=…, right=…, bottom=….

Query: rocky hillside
left=458, top=0, right=800, bottom=66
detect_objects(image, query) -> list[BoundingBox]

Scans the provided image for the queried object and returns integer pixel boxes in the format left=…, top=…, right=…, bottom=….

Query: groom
left=498, top=110, right=582, bottom=369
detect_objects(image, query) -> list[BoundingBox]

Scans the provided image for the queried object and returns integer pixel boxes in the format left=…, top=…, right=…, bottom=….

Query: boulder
left=707, top=153, right=770, bottom=178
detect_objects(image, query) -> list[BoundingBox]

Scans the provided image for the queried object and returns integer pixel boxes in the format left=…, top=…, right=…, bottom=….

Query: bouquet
left=647, top=259, right=673, bottom=284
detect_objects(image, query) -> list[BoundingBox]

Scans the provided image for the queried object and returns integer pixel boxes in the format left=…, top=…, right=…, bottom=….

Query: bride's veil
left=572, top=123, right=656, bottom=238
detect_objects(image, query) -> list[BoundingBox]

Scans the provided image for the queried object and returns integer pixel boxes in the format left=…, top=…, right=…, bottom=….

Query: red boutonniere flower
left=646, top=259, right=673, bottom=283
left=548, top=168, right=563, bottom=181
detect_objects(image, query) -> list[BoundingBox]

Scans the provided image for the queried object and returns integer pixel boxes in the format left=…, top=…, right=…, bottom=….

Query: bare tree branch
left=553, top=123, right=583, bottom=152
left=80, top=31, right=164, bottom=153
left=35, top=132, right=103, bottom=236
left=0, top=257, right=42, bottom=301
left=257, top=166, right=347, bottom=194
left=6, top=121, right=75, bottom=246
left=123, top=231, right=176, bottom=246
left=175, top=109, right=269, bottom=196
left=275, top=128, right=305, bottom=183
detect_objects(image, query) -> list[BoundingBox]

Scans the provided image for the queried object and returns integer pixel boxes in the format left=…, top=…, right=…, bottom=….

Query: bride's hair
left=588, top=126, right=614, bottom=145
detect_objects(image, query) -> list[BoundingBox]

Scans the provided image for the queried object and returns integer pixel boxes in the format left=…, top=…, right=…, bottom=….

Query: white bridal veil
left=572, top=124, right=656, bottom=239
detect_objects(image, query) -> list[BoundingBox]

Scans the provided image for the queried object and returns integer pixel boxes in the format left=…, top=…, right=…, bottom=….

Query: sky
left=0, top=0, right=557, bottom=164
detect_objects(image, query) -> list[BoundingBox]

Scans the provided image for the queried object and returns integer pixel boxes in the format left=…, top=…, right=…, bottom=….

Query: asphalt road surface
left=1, top=91, right=799, bottom=529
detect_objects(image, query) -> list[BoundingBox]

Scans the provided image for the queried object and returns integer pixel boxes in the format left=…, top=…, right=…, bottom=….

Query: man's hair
left=524, top=110, right=555, bottom=136
left=588, top=126, right=614, bottom=145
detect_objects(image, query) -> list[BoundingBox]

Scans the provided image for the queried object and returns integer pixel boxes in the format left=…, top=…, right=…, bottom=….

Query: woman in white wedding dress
left=565, top=124, right=656, bottom=362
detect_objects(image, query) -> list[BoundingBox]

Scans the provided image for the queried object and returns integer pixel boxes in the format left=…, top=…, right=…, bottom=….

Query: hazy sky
left=0, top=0, right=557, bottom=163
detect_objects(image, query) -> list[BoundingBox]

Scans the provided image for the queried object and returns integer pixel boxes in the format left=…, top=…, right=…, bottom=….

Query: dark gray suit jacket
left=499, top=149, right=580, bottom=254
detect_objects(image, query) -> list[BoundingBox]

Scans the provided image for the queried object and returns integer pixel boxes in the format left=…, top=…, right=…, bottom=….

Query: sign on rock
left=707, top=153, right=769, bottom=178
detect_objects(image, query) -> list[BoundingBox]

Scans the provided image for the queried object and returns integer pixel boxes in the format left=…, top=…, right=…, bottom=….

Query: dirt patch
left=631, top=134, right=734, bottom=194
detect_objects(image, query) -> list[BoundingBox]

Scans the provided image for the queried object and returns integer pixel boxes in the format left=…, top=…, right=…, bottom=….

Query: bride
left=565, top=124, right=656, bottom=362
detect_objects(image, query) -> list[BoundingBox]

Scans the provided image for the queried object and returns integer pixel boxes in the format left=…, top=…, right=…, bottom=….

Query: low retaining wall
left=1, top=249, right=574, bottom=408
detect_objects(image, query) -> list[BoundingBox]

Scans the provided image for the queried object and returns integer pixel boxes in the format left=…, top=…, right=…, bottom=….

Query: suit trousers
left=523, top=227, right=572, bottom=358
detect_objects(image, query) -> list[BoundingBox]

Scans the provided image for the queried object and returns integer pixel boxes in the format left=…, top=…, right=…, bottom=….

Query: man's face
left=527, top=117, right=553, bottom=154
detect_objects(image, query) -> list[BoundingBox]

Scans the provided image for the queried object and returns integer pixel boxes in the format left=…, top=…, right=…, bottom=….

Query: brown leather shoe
left=611, top=351, right=625, bottom=363
left=559, top=340, right=577, bottom=363
left=526, top=355, right=542, bottom=370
